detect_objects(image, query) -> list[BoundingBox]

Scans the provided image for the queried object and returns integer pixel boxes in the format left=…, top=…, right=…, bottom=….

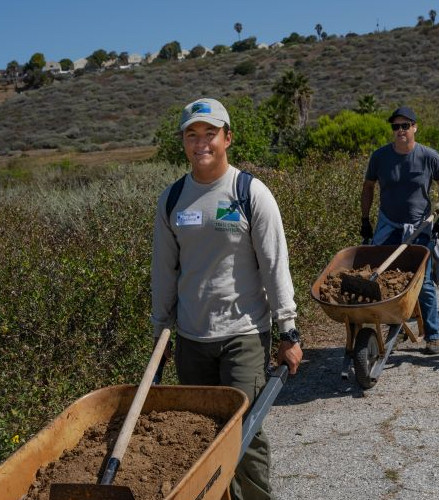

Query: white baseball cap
left=180, top=98, right=230, bottom=131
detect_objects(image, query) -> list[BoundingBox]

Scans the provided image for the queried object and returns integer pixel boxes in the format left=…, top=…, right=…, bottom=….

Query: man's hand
left=277, top=341, right=303, bottom=375
left=360, top=217, right=373, bottom=240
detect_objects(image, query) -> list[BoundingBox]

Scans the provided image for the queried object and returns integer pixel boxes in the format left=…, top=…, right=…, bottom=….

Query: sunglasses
left=391, top=122, right=412, bottom=131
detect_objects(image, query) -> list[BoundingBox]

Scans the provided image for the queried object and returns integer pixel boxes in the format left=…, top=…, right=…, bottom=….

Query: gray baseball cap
left=180, top=98, right=230, bottom=131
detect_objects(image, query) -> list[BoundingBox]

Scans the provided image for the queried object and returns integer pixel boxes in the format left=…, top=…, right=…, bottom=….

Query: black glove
left=360, top=217, right=373, bottom=240
left=433, top=220, right=439, bottom=236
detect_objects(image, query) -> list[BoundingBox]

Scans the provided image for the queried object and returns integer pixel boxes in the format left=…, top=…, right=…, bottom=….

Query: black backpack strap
left=236, top=170, right=254, bottom=227
left=166, top=174, right=187, bottom=222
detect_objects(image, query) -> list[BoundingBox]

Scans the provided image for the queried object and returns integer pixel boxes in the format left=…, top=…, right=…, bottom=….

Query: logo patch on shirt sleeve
left=216, top=201, right=240, bottom=221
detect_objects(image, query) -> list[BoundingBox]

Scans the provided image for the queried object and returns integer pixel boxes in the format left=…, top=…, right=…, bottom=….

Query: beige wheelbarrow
left=311, top=244, right=430, bottom=389
left=0, top=368, right=288, bottom=500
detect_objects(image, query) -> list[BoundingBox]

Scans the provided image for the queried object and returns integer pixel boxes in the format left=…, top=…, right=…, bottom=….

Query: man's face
left=391, top=116, right=417, bottom=147
left=182, top=121, right=231, bottom=171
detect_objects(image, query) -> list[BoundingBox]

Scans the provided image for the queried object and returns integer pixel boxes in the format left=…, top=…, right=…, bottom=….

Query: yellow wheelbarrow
left=311, top=244, right=430, bottom=389
left=0, top=368, right=288, bottom=499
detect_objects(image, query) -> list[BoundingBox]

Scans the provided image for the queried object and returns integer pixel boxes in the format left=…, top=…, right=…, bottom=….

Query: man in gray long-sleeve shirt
left=151, top=98, right=302, bottom=500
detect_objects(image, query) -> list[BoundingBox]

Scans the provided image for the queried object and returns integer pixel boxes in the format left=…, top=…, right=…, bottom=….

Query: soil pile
left=319, top=266, right=414, bottom=305
left=24, top=410, right=224, bottom=500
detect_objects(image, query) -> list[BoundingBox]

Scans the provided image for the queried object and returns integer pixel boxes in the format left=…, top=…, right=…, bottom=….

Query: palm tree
left=272, top=69, right=313, bottom=132
left=429, top=9, right=437, bottom=25
left=314, top=23, right=323, bottom=41
left=234, top=22, right=243, bottom=41
left=355, top=94, right=379, bottom=115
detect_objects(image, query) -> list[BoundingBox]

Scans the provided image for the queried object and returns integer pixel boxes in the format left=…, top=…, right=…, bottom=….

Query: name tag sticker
left=176, top=210, right=202, bottom=226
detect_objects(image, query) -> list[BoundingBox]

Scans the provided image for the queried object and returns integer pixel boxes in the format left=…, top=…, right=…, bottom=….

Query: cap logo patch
left=191, top=102, right=211, bottom=114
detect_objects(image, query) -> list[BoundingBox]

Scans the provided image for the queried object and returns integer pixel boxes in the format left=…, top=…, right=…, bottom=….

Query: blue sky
left=0, top=0, right=437, bottom=69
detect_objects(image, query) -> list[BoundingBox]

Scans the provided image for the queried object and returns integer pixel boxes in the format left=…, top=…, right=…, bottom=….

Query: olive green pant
left=175, top=332, right=272, bottom=500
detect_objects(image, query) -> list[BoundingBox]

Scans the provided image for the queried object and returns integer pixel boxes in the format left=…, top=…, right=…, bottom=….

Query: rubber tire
left=353, top=327, right=379, bottom=389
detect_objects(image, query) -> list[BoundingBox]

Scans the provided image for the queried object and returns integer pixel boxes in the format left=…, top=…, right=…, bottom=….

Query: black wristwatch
left=279, top=328, right=301, bottom=346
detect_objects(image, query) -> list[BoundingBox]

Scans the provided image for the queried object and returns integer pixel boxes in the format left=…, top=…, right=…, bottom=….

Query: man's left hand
left=277, top=341, right=303, bottom=375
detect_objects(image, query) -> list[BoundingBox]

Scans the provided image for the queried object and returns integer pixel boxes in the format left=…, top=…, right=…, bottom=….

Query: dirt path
left=267, top=319, right=439, bottom=500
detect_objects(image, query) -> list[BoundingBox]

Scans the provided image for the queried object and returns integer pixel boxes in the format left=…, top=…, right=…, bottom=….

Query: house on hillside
left=73, top=58, right=88, bottom=70
left=102, top=58, right=118, bottom=70
left=270, top=42, right=284, bottom=49
left=128, top=53, right=143, bottom=65
left=178, top=49, right=190, bottom=61
left=257, top=43, right=269, bottom=50
left=43, top=61, right=62, bottom=73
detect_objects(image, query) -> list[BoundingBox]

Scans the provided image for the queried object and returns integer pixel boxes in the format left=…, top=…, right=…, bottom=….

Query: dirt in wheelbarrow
left=319, top=266, right=414, bottom=305
left=23, top=410, right=225, bottom=500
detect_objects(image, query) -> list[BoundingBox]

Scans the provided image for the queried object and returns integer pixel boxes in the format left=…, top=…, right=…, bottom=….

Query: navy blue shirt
left=365, top=143, right=439, bottom=224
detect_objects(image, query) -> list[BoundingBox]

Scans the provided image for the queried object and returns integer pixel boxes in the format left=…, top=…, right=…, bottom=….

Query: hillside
left=0, top=24, right=438, bottom=155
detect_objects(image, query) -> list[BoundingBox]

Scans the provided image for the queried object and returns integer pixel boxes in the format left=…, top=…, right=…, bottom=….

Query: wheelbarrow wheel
left=353, top=327, right=379, bottom=389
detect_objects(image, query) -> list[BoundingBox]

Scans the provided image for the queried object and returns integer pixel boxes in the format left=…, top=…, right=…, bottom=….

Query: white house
left=178, top=49, right=190, bottom=61
left=73, top=58, right=88, bottom=70
left=128, top=53, right=143, bottom=65
left=43, top=61, right=62, bottom=73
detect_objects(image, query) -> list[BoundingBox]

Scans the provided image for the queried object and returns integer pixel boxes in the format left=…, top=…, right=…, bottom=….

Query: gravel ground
left=266, top=328, right=439, bottom=500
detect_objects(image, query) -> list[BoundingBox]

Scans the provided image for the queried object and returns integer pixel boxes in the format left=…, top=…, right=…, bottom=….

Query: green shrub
left=233, top=60, right=256, bottom=76
left=188, top=45, right=206, bottom=59
left=231, top=37, right=257, bottom=52
left=0, top=153, right=372, bottom=461
left=309, top=110, right=391, bottom=155
left=212, top=45, right=230, bottom=55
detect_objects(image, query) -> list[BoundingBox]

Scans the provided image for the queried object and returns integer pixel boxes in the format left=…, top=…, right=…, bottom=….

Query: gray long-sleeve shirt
left=151, top=165, right=297, bottom=341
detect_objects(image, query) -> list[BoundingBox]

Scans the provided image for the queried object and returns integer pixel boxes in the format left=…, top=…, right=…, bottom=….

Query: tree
left=269, top=69, right=313, bottom=152
left=188, top=45, right=206, bottom=59
left=231, top=37, right=257, bottom=53
left=315, top=23, right=323, bottom=41
left=429, top=9, right=437, bottom=25
left=354, top=94, right=379, bottom=115
left=272, top=69, right=313, bottom=129
left=281, top=32, right=305, bottom=45
left=86, top=49, right=109, bottom=69
left=234, top=22, right=243, bottom=41
left=5, top=60, right=20, bottom=85
left=27, top=52, right=46, bottom=70
left=212, top=44, right=230, bottom=55
left=417, top=15, right=426, bottom=26
left=157, top=41, right=181, bottom=61
left=59, top=58, right=73, bottom=71
left=118, top=51, right=129, bottom=65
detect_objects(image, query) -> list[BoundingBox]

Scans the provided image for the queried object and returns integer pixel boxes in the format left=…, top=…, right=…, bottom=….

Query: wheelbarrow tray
left=0, top=384, right=249, bottom=500
left=311, top=244, right=430, bottom=325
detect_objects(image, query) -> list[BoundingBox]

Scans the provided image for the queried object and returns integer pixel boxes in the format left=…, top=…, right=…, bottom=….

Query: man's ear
left=413, top=125, right=418, bottom=133
left=225, top=130, right=232, bottom=148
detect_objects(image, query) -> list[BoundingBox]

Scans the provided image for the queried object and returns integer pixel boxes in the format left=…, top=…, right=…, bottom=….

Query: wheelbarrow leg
left=221, top=486, right=232, bottom=500
left=369, top=324, right=401, bottom=380
left=341, top=321, right=357, bottom=379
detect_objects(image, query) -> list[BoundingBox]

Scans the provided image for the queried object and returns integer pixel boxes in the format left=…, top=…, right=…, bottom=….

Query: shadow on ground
left=274, top=344, right=439, bottom=407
